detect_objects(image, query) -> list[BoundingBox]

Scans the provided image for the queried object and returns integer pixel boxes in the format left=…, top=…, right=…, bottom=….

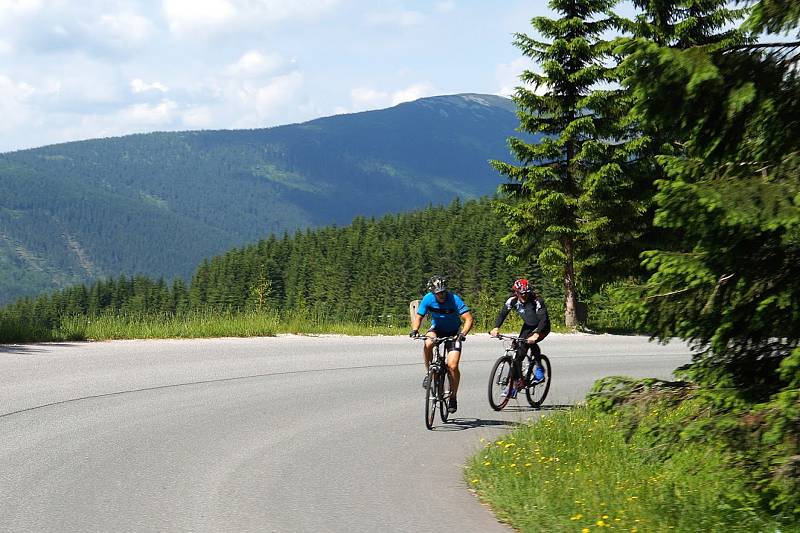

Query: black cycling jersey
left=496, top=294, right=550, bottom=380
left=494, top=295, right=551, bottom=336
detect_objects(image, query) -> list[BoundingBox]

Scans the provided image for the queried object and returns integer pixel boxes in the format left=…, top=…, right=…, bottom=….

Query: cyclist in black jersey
left=489, top=279, right=550, bottom=394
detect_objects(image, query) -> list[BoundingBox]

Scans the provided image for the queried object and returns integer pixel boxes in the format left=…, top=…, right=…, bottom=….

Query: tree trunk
left=563, top=236, right=578, bottom=328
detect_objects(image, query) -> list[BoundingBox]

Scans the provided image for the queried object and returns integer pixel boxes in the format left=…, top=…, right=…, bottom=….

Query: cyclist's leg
left=421, top=329, right=437, bottom=388
left=444, top=334, right=462, bottom=412
left=530, top=326, right=549, bottom=375
left=529, top=340, right=547, bottom=382
left=423, top=328, right=438, bottom=368
left=446, top=347, right=461, bottom=398
left=514, top=326, right=535, bottom=381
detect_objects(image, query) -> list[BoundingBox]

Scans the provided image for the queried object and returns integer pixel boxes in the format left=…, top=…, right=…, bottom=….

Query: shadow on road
left=430, top=417, right=521, bottom=432
left=499, top=403, right=573, bottom=412
left=430, top=404, right=575, bottom=431
left=0, top=343, right=82, bottom=354
left=540, top=404, right=573, bottom=411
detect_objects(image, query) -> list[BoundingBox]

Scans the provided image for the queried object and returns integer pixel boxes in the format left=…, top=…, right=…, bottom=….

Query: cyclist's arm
left=411, top=312, right=424, bottom=332
left=411, top=294, right=432, bottom=334
left=534, top=299, right=550, bottom=334
left=459, top=310, right=474, bottom=336
left=493, top=302, right=512, bottom=331
left=526, top=299, right=550, bottom=343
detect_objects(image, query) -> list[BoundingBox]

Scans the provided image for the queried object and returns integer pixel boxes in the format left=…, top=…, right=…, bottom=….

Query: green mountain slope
left=0, top=93, right=527, bottom=304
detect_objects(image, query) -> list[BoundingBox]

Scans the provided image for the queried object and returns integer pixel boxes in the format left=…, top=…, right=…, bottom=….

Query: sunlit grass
left=0, top=310, right=402, bottom=342
left=0, top=298, right=575, bottom=343
left=465, top=406, right=790, bottom=532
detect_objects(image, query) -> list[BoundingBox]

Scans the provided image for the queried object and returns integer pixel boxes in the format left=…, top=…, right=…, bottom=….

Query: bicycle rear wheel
left=487, top=355, right=513, bottom=411
left=425, top=367, right=437, bottom=430
left=524, top=354, right=551, bottom=408
left=438, top=370, right=450, bottom=423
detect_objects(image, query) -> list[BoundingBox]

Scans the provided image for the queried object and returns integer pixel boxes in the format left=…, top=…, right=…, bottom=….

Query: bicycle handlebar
left=492, top=333, right=538, bottom=345
left=492, top=333, right=522, bottom=341
left=412, top=334, right=461, bottom=344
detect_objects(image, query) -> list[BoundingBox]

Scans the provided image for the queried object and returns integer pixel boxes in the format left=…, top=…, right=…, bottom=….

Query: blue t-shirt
left=417, top=291, right=469, bottom=333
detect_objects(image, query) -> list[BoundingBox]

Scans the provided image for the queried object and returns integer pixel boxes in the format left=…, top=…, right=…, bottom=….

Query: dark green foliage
left=494, top=0, right=657, bottom=327
left=0, top=198, right=549, bottom=342
left=595, top=0, right=800, bottom=520
left=587, top=371, right=800, bottom=521
left=620, top=1, right=800, bottom=397
left=0, top=94, right=527, bottom=305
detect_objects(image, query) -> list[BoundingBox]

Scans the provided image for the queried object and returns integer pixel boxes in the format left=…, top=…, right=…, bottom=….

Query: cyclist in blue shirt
left=410, top=275, right=473, bottom=413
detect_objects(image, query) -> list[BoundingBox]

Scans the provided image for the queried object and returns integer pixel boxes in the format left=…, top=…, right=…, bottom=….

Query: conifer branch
left=646, top=287, right=694, bottom=300
left=722, top=41, right=800, bottom=52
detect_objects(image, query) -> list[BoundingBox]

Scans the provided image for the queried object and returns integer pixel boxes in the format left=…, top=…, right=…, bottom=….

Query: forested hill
left=0, top=198, right=546, bottom=338
left=0, top=93, right=527, bottom=305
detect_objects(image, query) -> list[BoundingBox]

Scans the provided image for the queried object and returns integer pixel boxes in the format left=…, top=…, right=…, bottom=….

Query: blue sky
left=0, top=1, right=637, bottom=153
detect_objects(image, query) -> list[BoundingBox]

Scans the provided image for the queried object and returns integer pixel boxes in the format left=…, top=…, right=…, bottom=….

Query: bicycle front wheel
left=439, top=370, right=450, bottom=423
left=487, top=355, right=513, bottom=411
left=525, top=354, right=551, bottom=408
left=425, top=367, right=437, bottom=430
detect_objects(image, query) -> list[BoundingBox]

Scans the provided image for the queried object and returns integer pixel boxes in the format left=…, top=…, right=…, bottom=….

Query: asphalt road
left=0, top=333, right=693, bottom=532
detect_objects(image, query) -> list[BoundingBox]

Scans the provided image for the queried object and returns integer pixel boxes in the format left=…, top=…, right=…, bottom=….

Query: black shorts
left=517, top=325, right=547, bottom=359
left=427, top=328, right=463, bottom=352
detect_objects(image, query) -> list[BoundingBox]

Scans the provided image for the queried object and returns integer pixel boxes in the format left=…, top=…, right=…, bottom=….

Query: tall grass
left=0, top=301, right=569, bottom=343
left=465, top=406, right=791, bottom=532
left=0, top=309, right=403, bottom=343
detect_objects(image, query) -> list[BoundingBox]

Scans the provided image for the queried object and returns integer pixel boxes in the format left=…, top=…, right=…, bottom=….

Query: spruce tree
left=494, top=0, right=651, bottom=327
left=622, top=0, right=799, bottom=395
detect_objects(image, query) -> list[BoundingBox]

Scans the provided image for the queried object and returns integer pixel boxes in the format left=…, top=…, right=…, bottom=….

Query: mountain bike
left=488, top=334, right=551, bottom=411
left=414, top=334, right=458, bottom=430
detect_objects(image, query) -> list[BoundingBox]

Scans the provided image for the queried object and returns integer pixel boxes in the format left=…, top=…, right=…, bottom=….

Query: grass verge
left=465, top=405, right=794, bottom=532
left=0, top=310, right=402, bottom=342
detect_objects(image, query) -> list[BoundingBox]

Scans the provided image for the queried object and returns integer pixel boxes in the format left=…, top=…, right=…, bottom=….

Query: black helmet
left=427, top=275, right=447, bottom=294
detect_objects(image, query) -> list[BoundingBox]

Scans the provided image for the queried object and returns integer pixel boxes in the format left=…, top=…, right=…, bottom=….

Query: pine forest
left=0, top=198, right=559, bottom=341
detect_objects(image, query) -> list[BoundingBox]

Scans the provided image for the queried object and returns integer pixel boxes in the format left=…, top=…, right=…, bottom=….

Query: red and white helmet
left=512, top=278, right=532, bottom=295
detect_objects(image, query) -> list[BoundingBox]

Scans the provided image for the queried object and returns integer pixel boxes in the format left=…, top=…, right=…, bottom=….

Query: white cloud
left=121, top=99, right=179, bottom=126
left=250, top=71, right=305, bottom=118
left=181, top=106, right=214, bottom=128
left=226, top=50, right=288, bottom=79
left=162, top=0, right=238, bottom=35
left=0, top=2, right=158, bottom=57
left=131, top=78, right=169, bottom=94
left=390, top=82, right=434, bottom=105
left=25, top=57, right=129, bottom=112
left=350, top=82, right=435, bottom=111
left=496, top=56, right=531, bottom=96
left=0, top=74, right=35, bottom=127
left=162, top=0, right=340, bottom=36
left=0, top=0, right=42, bottom=20
left=351, top=87, right=390, bottom=109
left=96, top=12, right=156, bottom=50
left=0, top=0, right=544, bottom=152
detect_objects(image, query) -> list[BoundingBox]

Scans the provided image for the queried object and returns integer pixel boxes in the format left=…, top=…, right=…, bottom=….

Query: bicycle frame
left=415, top=334, right=458, bottom=429
left=488, top=333, right=551, bottom=410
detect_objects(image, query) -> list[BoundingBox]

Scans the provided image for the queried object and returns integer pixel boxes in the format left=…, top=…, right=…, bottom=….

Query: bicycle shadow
left=429, top=417, right=521, bottom=432
left=499, top=403, right=573, bottom=412
left=427, top=403, right=575, bottom=431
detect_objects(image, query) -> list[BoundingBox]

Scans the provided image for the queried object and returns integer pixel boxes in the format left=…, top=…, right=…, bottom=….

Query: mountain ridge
left=0, top=93, right=528, bottom=304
